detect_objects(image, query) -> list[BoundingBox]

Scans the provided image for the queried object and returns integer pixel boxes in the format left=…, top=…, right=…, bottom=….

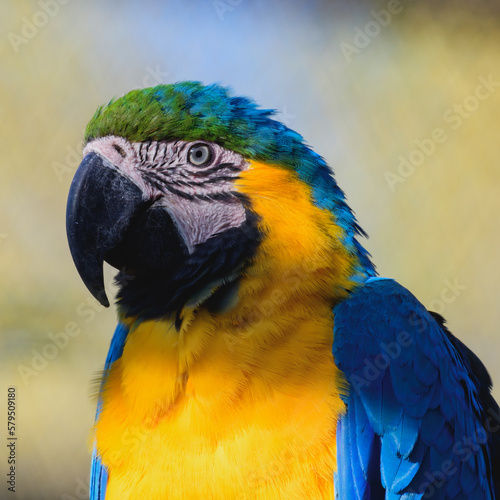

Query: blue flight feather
left=333, top=277, right=498, bottom=498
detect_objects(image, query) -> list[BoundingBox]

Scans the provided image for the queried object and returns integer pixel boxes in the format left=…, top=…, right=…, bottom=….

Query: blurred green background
left=1, top=1, right=499, bottom=498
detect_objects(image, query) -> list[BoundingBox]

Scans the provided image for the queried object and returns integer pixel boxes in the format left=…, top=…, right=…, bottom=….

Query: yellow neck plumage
left=95, top=161, right=361, bottom=499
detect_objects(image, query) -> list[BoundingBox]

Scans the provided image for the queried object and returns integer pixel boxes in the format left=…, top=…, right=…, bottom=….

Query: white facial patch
left=83, top=136, right=250, bottom=253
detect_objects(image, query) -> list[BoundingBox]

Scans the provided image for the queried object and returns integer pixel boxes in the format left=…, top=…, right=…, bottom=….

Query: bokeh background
left=1, top=0, right=499, bottom=498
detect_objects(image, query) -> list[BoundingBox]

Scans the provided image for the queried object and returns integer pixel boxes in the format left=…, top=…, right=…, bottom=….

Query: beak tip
left=92, top=288, right=110, bottom=308
left=99, top=297, right=111, bottom=308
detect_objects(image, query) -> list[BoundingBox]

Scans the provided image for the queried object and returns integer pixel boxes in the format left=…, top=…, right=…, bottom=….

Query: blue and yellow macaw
left=66, top=82, right=499, bottom=499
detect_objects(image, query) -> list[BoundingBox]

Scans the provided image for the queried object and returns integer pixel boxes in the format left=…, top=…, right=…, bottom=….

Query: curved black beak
left=67, top=152, right=189, bottom=307
left=66, top=153, right=146, bottom=306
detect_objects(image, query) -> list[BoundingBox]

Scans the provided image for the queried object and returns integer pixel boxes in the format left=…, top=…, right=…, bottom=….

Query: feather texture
left=84, top=82, right=374, bottom=275
left=90, top=322, right=129, bottom=500
left=71, top=83, right=499, bottom=499
left=333, top=277, right=498, bottom=499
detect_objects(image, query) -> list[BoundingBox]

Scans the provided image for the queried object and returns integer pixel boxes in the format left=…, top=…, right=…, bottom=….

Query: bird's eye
left=188, top=144, right=212, bottom=166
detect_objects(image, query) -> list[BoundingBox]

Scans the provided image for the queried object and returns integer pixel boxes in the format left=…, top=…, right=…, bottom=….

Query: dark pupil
left=195, top=150, right=203, bottom=158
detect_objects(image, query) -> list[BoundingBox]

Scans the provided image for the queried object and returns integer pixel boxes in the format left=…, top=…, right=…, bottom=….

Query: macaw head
left=67, top=82, right=374, bottom=320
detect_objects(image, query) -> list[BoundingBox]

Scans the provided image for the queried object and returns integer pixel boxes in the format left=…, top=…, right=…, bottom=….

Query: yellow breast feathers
left=94, top=161, right=360, bottom=499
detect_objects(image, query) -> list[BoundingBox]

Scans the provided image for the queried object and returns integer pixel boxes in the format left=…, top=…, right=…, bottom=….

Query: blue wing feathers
left=380, top=437, right=420, bottom=491
left=87, top=281, right=498, bottom=499
left=420, top=409, right=445, bottom=443
left=336, top=411, right=364, bottom=499
left=335, top=397, right=386, bottom=500
left=90, top=322, right=130, bottom=500
left=354, top=396, right=377, bottom=480
left=349, top=398, right=371, bottom=498
left=90, top=450, right=108, bottom=500
left=413, top=346, right=439, bottom=387
left=333, top=278, right=498, bottom=498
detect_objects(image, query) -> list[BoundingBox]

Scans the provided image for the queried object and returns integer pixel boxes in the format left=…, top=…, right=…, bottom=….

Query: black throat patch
left=114, top=208, right=262, bottom=321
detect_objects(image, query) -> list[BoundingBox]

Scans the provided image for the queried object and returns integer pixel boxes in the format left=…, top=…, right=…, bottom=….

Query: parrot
left=66, top=82, right=499, bottom=499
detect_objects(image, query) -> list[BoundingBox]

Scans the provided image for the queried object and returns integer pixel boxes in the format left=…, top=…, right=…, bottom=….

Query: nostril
left=113, top=144, right=127, bottom=158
